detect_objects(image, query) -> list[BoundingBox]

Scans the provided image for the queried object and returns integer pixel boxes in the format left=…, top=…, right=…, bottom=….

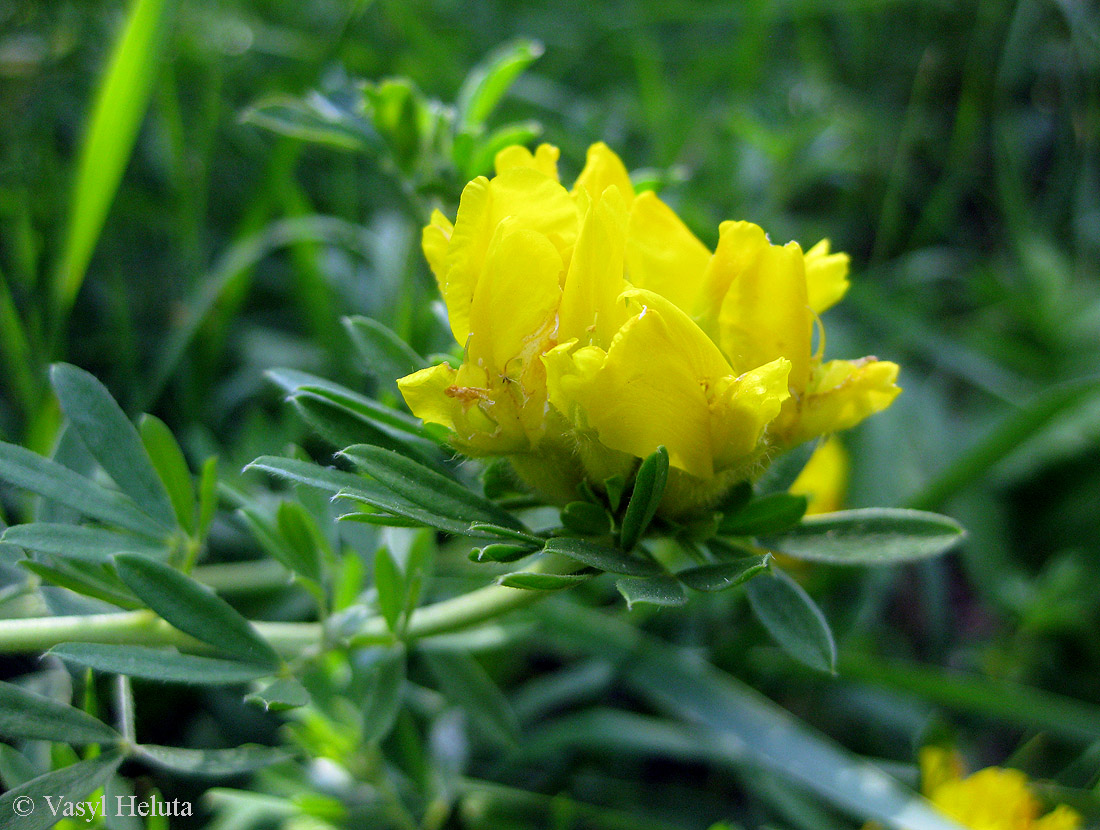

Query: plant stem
left=0, top=556, right=574, bottom=657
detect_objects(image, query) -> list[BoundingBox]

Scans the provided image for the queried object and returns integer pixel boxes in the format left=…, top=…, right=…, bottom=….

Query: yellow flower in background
left=399, top=142, right=900, bottom=512
left=915, top=748, right=1082, bottom=830
left=789, top=438, right=849, bottom=515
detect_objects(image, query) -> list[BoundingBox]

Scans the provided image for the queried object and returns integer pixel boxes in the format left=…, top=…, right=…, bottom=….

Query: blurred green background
left=2, top=0, right=1099, bottom=825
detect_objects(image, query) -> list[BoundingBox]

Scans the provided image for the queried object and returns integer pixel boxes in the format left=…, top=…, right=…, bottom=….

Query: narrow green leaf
left=678, top=556, right=771, bottom=593
left=338, top=511, right=423, bottom=528
left=560, top=502, right=611, bottom=537
left=363, top=648, right=406, bottom=744
left=0, top=752, right=124, bottom=830
left=114, top=554, right=279, bottom=667
left=499, top=572, right=589, bottom=591
left=0, top=441, right=167, bottom=538
left=719, top=492, right=808, bottom=537
left=340, top=444, right=523, bottom=530
left=764, top=508, right=965, bottom=565
left=0, top=680, right=121, bottom=745
left=139, top=414, right=196, bottom=534
left=0, top=744, right=37, bottom=790
left=3, top=524, right=168, bottom=562
left=241, top=93, right=379, bottom=152
left=755, top=441, right=820, bottom=494
left=274, top=502, right=325, bottom=582
left=343, top=316, right=424, bottom=388
left=54, top=0, right=171, bottom=311
left=543, top=605, right=967, bottom=830
left=616, top=575, right=687, bottom=609
left=470, top=543, right=536, bottom=563
left=456, top=39, right=544, bottom=131
left=50, top=364, right=176, bottom=529
left=49, top=644, right=273, bottom=685
left=423, top=651, right=520, bottom=746
left=290, top=393, right=423, bottom=461
left=20, top=559, right=141, bottom=610
left=248, top=456, right=475, bottom=536
left=747, top=568, right=836, bottom=673
left=620, top=447, right=669, bottom=551
left=265, top=369, right=434, bottom=442
left=544, top=537, right=661, bottom=577
left=373, top=547, right=404, bottom=634
left=467, top=523, right=544, bottom=546
left=197, top=456, right=218, bottom=539
left=135, top=744, right=291, bottom=776
left=245, top=678, right=311, bottom=712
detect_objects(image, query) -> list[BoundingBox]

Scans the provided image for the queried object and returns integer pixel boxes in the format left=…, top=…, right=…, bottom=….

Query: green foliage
left=0, top=2, right=1098, bottom=827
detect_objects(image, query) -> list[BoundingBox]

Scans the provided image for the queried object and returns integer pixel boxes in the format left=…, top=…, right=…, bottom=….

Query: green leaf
left=3, top=524, right=168, bottom=562
left=50, top=644, right=273, bottom=685
left=50, top=364, right=176, bottom=529
left=615, top=575, right=687, bottom=609
left=423, top=651, right=520, bottom=746
left=20, top=559, right=141, bottom=610
left=747, top=568, right=836, bottom=673
left=469, top=543, right=536, bottom=564
left=343, top=316, right=424, bottom=389
left=0, top=441, right=167, bottom=538
left=114, top=554, right=279, bottom=667
left=265, top=369, right=435, bottom=442
left=620, top=447, right=669, bottom=551
left=467, top=523, right=544, bottom=546
left=719, top=492, right=808, bottom=537
left=755, top=441, right=819, bottom=494
left=560, top=502, right=612, bottom=537
left=362, top=647, right=406, bottom=744
left=373, top=547, right=404, bottom=634
left=340, top=444, right=523, bottom=530
left=289, top=393, right=424, bottom=462
left=134, top=744, right=291, bottom=776
left=498, top=572, right=589, bottom=590
left=241, top=92, right=381, bottom=152
left=245, top=678, right=311, bottom=712
left=0, top=752, right=124, bottom=830
left=764, top=508, right=966, bottom=565
left=54, top=0, right=171, bottom=312
left=544, top=537, right=661, bottom=577
left=456, top=39, right=544, bottom=131
left=274, top=502, right=326, bottom=582
left=139, top=415, right=196, bottom=535
left=247, top=456, right=475, bottom=537
left=197, top=456, right=218, bottom=539
left=543, top=605, right=968, bottom=830
left=0, top=680, right=121, bottom=745
left=678, top=556, right=771, bottom=593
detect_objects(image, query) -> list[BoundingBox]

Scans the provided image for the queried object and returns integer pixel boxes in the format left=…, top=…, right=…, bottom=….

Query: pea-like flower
left=398, top=142, right=900, bottom=513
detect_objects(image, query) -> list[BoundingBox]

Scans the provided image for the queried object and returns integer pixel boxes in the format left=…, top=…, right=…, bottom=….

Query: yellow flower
left=789, top=438, right=849, bottom=515
left=399, top=142, right=900, bottom=513
left=918, top=748, right=1081, bottom=830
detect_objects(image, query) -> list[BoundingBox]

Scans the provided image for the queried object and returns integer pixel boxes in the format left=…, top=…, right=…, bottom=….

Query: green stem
left=0, top=556, right=574, bottom=657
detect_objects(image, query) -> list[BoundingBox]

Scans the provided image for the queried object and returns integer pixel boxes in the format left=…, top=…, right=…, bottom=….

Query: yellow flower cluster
left=917, top=748, right=1082, bottom=830
left=399, top=142, right=900, bottom=512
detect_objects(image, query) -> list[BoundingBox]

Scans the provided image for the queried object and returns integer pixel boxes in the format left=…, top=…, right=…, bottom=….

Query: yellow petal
left=695, top=220, right=770, bottom=338
left=494, top=143, right=561, bottom=181
left=804, top=238, right=850, bottom=314
left=794, top=358, right=901, bottom=441
left=546, top=290, right=759, bottom=479
left=442, top=168, right=578, bottom=345
left=422, top=209, right=454, bottom=291
left=918, top=747, right=965, bottom=799
left=572, top=142, right=634, bottom=204
left=397, top=363, right=459, bottom=431
left=468, top=219, right=563, bottom=373
left=1034, top=806, right=1083, bottom=830
left=709, top=358, right=792, bottom=471
left=559, top=185, right=630, bottom=347
left=718, top=238, right=812, bottom=392
left=789, top=438, right=849, bottom=515
left=624, top=190, right=711, bottom=311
